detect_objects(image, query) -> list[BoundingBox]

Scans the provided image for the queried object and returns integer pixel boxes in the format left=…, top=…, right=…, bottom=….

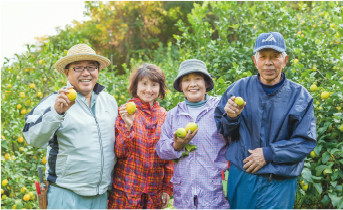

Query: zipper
left=80, top=97, right=104, bottom=195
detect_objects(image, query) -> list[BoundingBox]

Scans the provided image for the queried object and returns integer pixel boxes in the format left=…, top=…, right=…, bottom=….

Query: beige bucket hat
left=54, top=44, right=111, bottom=74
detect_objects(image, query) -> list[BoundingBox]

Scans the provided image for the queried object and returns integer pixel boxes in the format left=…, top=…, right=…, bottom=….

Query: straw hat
left=54, top=44, right=111, bottom=74
left=173, top=59, right=214, bottom=92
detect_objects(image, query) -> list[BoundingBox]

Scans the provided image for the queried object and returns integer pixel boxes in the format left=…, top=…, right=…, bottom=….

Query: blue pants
left=228, top=164, right=297, bottom=209
left=47, top=185, right=107, bottom=209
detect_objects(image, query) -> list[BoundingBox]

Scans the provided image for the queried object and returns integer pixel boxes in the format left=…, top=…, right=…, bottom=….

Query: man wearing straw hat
left=23, top=44, right=118, bottom=208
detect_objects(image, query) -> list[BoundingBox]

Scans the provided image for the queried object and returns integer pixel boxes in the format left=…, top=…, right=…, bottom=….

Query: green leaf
left=313, top=182, right=323, bottom=194
left=301, top=168, right=312, bottom=182
left=328, top=193, right=342, bottom=208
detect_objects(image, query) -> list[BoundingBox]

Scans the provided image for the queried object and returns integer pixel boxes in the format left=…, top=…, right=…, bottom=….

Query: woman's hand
left=161, top=192, right=170, bottom=209
left=118, top=103, right=135, bottom=131
left=173, top=129, right=198, bottom=151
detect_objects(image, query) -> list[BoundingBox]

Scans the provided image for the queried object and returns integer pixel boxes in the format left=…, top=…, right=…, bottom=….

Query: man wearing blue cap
left=214, top=32, right=317, bottom=208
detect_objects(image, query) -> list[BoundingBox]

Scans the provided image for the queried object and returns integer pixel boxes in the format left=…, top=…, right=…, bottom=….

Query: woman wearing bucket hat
left=155, top=59, right=230, bottom=209
left=23, top=44, right=118, bottom=209
left=108, top=63, right=173, bottom=209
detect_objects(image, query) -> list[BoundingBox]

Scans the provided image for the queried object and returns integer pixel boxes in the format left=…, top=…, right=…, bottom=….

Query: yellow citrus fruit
left=20, top=109, right=27, bottom=115
left=66, top=89, right=77, bottom=102
left=300, top=180, right=304, bottom=187
left=23, top=194, right=30, bottom=201
left=121, top=95, right=125, bottom=99
left=29, top=84, right=35, bottom=89
left=19, top=92, right=25, bottom=98
left=2, top=179, right=8, bottom=187
left=330, top=23, right=335, bottom=28
left=2, top=195, right=7, bottom=200
left=293, top=59, right=299, bottom=64
left=18, top=137, right=24, bottom=143
left=1, top=135, right=5, bottom=140
left=19, top=147, right=24, bottom=152
left=310, top=151, right=316, bottom=158
left=20, top=187, right=26, bottom=194
left=39, top=60, right=44, bottom=65
left=321, top=91, right=330, bottom=100
left=312, top=66, right=317, bottom=71
left=126, top=102, right=137, bottom=115
left=28, top=192, right=34, bottom=200
left=185, top=122, right=198, bottom=133
left=42, top=156, right=47, bottom=164
left=313, top=24, right=316, bottom=28
left=234, top=97, right=245, bottom=106
left=310, top=84, right=318, bottom=91
left=43, top=77, right=47, bottom=82
left=7, top=84, right=12, bottom=88
left=339, top=124, right=343, bottom=132
left=17, top=104, right=22, bottom=109
left=25, top=68, right=30, bottom=72
left=4, top=154, right=10, bottom=160
left=302, top=184, right=308, bottom=191
left=11, top=205, right=16, bottom=209
left=1, top=188, right=4, bottom=194
left=176, top=128, right=187, bottom=138
left=37, top=92, right=42, bottom=97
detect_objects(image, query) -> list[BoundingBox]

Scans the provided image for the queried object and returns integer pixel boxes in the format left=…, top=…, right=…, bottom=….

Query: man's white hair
left=255, top=51, right=287, bottom=61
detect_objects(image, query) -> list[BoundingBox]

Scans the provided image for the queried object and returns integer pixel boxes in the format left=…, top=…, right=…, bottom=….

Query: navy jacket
left=214, top=74, right=316, bottom=177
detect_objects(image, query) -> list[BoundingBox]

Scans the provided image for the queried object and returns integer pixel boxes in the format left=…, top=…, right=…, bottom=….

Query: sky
left=1, top=0, right=88, bottom=66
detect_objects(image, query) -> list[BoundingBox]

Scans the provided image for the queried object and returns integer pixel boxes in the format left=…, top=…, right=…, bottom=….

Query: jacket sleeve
left=155, top=111, right=184, bottom=160
left=214, top=87, right=241, bottom=140
left=162, top=159, right=174, bottom=196
left=114, top=114, right=134, bottom=158
left=22, top=95, right=64, bottom=148
left=263, top=98, right=317, bottom=164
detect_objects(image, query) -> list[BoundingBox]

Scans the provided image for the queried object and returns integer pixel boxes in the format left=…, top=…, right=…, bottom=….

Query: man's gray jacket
left=23, top=83, right=118, bottom=196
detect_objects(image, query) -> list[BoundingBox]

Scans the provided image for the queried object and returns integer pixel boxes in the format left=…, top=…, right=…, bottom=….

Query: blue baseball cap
left=253, top=32, right=286, bottom=53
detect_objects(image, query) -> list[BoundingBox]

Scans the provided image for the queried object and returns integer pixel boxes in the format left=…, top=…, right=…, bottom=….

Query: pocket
left=170, top=176, right=182, bottom=199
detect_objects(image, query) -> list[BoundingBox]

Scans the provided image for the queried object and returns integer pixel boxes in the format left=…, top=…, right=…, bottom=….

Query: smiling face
left=64, top=60, right=99, bottom=98
left=180, top=73, right=208, bottom=103
left=136, top=77, right=160, bottom=106
left=253, top=49, right=289, bottom=85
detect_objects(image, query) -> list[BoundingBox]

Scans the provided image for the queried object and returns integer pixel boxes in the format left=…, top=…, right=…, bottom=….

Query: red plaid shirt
left=109, top=98, right=173, bottom=208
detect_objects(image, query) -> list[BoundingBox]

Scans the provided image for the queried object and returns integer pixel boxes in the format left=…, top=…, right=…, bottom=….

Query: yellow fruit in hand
left=66, top=89, right=77, bottom=102
left=302, top=184, right=308, bottom=191
left=234, top=97, right=245, bottom=106
left=310, top=84, right=318, bottom=91
left=176, top=128, right=187, bottom=138
left=126, top=102, right=137, bottom=115
left=17, top=104, right=22, bottom=110
left=18, top=137, right=24, bottom=143
left=310, top=151, right=316, bottom=158
left=42, top=156, right=47, bottom=164
left=2, top=179, right=8, bottom=187
left=185, top=122, right=198, bottom=133
left=321, top=91, right=330, bottom=100
left=23, top=194, right=30, bottom=201
left=29, top=84, right=35, bottom=89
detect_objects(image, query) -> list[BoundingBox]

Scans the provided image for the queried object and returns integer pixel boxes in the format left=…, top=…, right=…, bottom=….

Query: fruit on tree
left=185, top=122, right=198, bottom=133
left=321, top=91, right=330, bottom=99
left=310, top=84, right=318, bottom=91
left=176, top=128, right=187, bottom=138
left=310, top=151, right=316, bottom=158
left=2, top=179, right=8, bottom=187
left=66, top=89, right=77, bottom=102
left=339, top=124, right=343, bottom=132
left=302, top=184, right=308, bottom=191
left=42, top=156, right=47, bottom=164
left=23, top=194, right=30, bottom=202
left=18, top=137, right=24, bottom=143
left=126, top=102, right=136, bottom=115
left=234, top=97, right=245, bottom=106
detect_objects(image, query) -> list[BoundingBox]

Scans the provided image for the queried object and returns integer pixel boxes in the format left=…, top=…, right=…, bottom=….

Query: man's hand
left=54, top=87, right=76, bottom=115
left=118, top=104, right=135, bottom=131
left=243, top=148, right=267, bottom=173
left=161, top=192, right=170, bottom=209
left=173, top=129, right=198, bottom=151
left=224, top=96, right=246, bottom=118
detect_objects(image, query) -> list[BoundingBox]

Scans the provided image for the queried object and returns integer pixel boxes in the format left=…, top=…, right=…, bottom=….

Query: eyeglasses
left=70, top=65, right=98, bottom=73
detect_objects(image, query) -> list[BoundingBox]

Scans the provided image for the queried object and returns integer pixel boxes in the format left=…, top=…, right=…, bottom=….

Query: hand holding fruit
left=54, top=87, right=76, bottom=115
left=173, top=122, right=198, bottom=151
left=118, top=102, right=136, bottom=131
left=224, top=96, right=246, bottom=118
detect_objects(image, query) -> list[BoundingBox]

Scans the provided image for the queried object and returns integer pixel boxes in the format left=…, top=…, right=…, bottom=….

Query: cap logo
left=262, top=34, right=276, bottom=42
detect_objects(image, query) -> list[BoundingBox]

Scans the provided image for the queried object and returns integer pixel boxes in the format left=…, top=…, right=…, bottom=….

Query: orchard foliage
left=1, top=1, right=343, bottom=209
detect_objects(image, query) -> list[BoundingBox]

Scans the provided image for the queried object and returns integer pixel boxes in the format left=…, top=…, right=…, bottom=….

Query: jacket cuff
left=223, top=112, right=240, bottom=123
left=263, top=147, right=273, bottom=163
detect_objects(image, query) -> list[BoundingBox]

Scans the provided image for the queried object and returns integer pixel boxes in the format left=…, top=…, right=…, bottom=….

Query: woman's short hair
left=128, top=63, right=168, bottom=100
